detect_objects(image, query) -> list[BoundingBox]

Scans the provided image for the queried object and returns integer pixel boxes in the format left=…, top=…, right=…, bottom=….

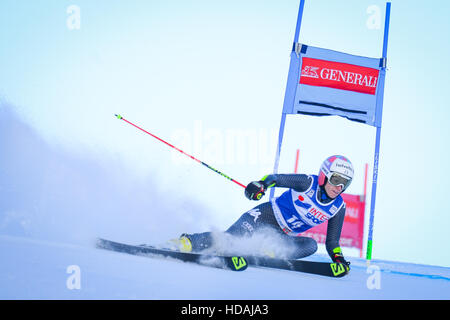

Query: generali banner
left=300, top=57, right=379, bottom=95
left=282, top=44, right=386, bottom=127
left=302, top=193, right=365, bottom=256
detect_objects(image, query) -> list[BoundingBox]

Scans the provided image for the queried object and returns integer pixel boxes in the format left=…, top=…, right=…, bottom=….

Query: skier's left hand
left=332, top=252, right=351, bottom=273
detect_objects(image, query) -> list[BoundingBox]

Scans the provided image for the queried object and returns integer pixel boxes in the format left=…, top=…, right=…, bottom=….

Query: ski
left=95, top=238, right=248, bottom=272
left=245, top=255, right=349, bottom=278
left=96, top=238, right=347, bottom=277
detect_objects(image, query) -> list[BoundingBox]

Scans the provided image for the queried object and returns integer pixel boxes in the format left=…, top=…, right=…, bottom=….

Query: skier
left=174, top=155, right=353, bottom=272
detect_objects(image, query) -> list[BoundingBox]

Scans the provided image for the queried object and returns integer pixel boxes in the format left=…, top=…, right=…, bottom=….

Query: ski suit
left=186, top=174, right=347, bottom=260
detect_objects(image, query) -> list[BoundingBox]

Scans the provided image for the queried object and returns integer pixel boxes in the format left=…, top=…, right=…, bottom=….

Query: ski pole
left=115, top=114, right=246, bottom=189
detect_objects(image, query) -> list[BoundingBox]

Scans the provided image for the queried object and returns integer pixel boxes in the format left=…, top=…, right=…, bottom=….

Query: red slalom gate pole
left=294, top=149, right=300, bottom=173
left=115, top=114, right=246, bottom=189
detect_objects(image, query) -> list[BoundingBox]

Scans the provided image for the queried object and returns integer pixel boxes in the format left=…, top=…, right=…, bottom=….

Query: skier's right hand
left=245, top=181, right=266, bottom=201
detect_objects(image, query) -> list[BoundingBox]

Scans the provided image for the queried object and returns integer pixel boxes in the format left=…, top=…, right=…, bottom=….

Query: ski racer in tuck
left=174, top=155, right=354, bottom=273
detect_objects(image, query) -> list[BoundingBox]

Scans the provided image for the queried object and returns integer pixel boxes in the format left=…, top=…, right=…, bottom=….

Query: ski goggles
left=328, top=172, right=352, bottom=189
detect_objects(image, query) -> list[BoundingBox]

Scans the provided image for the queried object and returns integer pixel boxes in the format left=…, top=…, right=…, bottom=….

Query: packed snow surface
left=1, top=235, right=449, bottom=300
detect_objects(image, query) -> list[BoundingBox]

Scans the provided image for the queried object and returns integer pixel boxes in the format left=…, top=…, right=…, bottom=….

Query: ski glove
left=245, top=181, right=266, bottom=201
left=332, top=249, right=351, bottom=273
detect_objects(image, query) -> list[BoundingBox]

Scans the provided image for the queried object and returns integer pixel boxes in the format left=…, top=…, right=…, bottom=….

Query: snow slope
left=1, top=106, right=449, bottom=300
left=1, top=234, right=449, bottom=300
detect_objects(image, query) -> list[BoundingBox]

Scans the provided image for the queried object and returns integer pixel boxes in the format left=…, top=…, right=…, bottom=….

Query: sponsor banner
left=300, top=57, right=379, bottom=95
left=282, top=44, right=385, bottom=127
left=302, top=193, right=365, bottom=255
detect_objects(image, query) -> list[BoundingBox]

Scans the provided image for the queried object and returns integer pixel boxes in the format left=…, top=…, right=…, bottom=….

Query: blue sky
left=1, top=0, right=450, bottom=267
